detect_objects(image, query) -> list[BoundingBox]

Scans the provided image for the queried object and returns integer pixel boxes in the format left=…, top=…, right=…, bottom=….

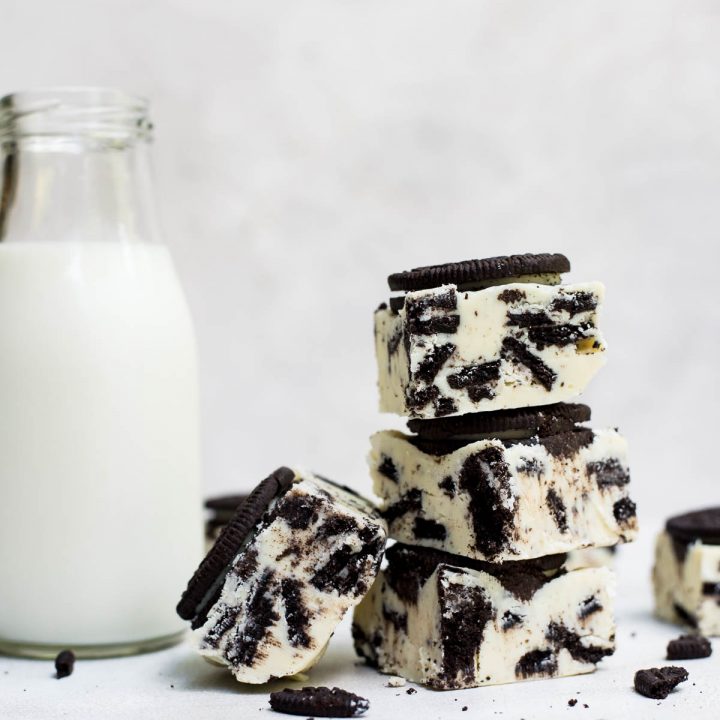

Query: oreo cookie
left=269, top=686, right=370, bottom=717
left=407, top=402, right=590, bottom=440
left=666, top=507, right=720, bottom=546
left=666, top=635, right=712, bottom=660
left=205, top=493, right=250, bottom=539
left=205, top=494, right=250, bottom=513
left=177, top=467, right=295, bottom=627
left=633, top=666, right=688, bottom=699
left=388, top=253, right=570, bottom=292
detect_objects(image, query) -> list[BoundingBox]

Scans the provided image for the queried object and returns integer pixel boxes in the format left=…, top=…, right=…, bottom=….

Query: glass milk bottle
left=0, top=88, right=204, bottom=657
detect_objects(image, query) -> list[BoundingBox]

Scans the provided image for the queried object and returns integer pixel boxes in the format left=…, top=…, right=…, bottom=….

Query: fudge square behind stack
left=354, top=253, right=638, bottom=690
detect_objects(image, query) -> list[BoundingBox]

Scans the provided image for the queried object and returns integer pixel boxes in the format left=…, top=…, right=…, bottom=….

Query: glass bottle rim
left=0, top=87, right=152, bottom=142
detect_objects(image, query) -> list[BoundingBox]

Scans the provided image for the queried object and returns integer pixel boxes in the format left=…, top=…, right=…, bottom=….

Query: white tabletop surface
left=2, top=519, right=718, bottom=720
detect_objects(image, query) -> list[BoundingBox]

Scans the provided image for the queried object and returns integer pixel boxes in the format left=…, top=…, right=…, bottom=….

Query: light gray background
left=2, top=0, right=720, bottom=520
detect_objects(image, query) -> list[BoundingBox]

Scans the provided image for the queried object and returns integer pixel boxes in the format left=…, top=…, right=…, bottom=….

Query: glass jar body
left=0, top=89, right=203, bottom=658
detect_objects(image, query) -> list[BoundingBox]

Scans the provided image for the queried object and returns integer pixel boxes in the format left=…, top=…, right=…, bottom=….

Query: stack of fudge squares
left=353, top=253, right=639, bottom=689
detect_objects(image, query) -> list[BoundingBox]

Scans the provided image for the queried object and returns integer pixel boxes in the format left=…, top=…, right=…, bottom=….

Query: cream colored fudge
left=353, top=544, right=616, bottom=689
left=654, top=509, right=720, bottom=635
left=186, top=469, right=387, bottom=683
left=370, top=426, right=637, bottom=562
left=375, top=282, right=606, bottom=419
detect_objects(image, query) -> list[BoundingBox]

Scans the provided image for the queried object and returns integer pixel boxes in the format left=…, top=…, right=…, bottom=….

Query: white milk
left=0, top=241, right=203, bottom=648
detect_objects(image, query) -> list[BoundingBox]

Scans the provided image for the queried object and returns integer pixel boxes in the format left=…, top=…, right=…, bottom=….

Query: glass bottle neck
left=0, top=89, right=160, bottom=245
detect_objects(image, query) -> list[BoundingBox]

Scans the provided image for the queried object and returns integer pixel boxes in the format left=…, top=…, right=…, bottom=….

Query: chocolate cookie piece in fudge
left=376, top=256, right=606, bottom=418
left=353, top=544, right=615, bottom=690
left=370, top=409, right=636, bottom=561
left=653, top=507, right=720, bottom=635
left=178, top=467, right=387, bottom=683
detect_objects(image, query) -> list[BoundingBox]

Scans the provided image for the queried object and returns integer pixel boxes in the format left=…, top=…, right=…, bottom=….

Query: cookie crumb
left=568, top=698, right=577, bottom=707
left=406, top=687, right=417, bottom=695
left=54, top=650, right=75, bottom=679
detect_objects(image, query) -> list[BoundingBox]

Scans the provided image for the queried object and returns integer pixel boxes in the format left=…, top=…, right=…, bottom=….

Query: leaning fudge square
left=177, top=467, right=387, bottom=683
left=375, top=281, right=606, bottom=419
left=653, top=508, right=720, bottom=636
left=353, top=544, right=616, bottom=690
left=370, top=423, right=637, bottom=562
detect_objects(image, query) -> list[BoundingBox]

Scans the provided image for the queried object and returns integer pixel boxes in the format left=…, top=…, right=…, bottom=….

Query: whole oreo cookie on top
left=388, top=253, right=571, bottom=292
left=407, top=402, right=591, bottom=440
left=177, top=466, right=295, bottom=627
left=666, top=507, right=720, bottom=546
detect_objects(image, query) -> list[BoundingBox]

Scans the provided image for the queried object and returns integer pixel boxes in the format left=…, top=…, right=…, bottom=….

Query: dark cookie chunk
left=578, top=595, right=603, bottom=620
left=666, top=635, right=712, bottom=660
left=388, top=253, right=570, bottom=292
left=311, top=531, right=385, bottom=597
left=404, top=288, right=459, bottom=335
left=540, top=429, right=595, bottom=459
left=633, top=666, right=688, bottom=699
left=501, top=337, right=557, bottom=391
left=447, top=360, right=501, bottom=389
left=377, top=455, right=399, bottom=483
left=515, top=649, right=557, bottom=678
left=415, top=343, right=456, bottom=384
left=437, top=582, right=494, bottom=687
left=546, top=622, right=614, bottom=665
left=177, top=467, right=296, bottom=625
left=506, top=309, right=552, bottom=327
left=666, top=507, right=720, bottom=546
left=498, top=288, right=526, bottom=303
left=613, top=497, right=637, bottom=525
left=459, top=446, right=515, bottom=559
left=384, top=543, right=567, bottom=605
left=413, top=517, right=447, bottom=541
left=408, top=402, right=590, bottom=440
left=281, top=578, right=312, bottom=649
left=383, top=488, right=423, bottom=523
left=546, top=488, right=568, bottom=532
left=586, top=458, right=630, bottom=488
left=405, top=384, right=440, bottom=412
left=269, top=686, right=370, bottom=717
left=501, top=610, right=524, bottom=630
left=229, top=568, right=280, bottom=665
left=54, top=650, right=75, bottom=679
left=527, top=323, right=590, bottom=351
left=550, top=291, right=597, bottom=316
left=382, top=605, right=408, bottom=632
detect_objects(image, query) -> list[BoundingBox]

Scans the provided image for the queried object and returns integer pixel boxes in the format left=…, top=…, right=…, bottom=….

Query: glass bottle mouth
left=0, top=87, right=152, bottom=142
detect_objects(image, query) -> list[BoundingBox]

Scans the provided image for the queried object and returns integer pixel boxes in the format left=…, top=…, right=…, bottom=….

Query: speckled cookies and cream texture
left=353, top=546, right=616, bottom=689
left=370, top=427, right=637, bottom=562
left=653, top=531, right=720, bottom=636
left=375, top=282, right=606, bottom=418
left=194, top=472, right=387, bottom=683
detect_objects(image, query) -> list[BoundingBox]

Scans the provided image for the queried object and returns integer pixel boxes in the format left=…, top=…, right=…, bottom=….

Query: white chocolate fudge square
left=353, top=544, right=616, bottom=689
left=193, top=470, right=387, bottom=683
left=654, top=527, right=720, bottom=635
left=370, top=427, right=637, bottom=562
left=375, top=282, right=606, bottom=418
